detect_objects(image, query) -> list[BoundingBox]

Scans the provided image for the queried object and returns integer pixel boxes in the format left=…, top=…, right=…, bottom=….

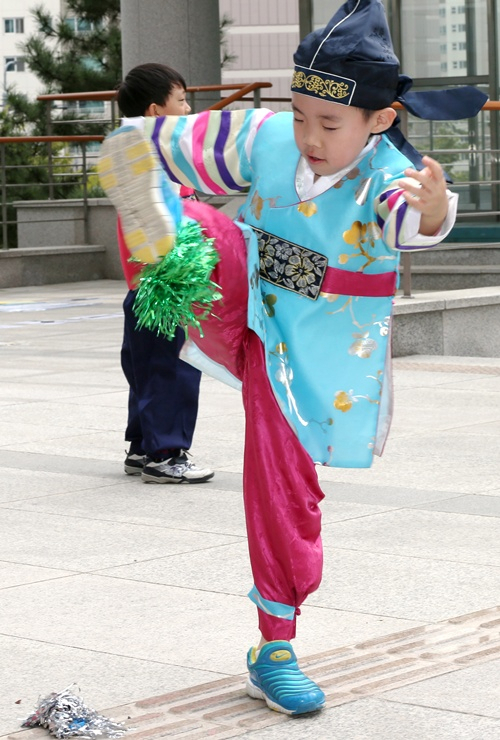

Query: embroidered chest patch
left=254, top=227, right=328, bottom=300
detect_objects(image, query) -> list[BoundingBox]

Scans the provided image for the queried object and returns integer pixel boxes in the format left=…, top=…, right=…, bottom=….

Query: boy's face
left=154, top=85, right=191, bottom=116
left=291, top=93, right=380, bottom=177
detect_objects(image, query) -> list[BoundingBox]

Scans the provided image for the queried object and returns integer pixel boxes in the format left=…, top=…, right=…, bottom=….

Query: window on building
left=78, top=100, right=104, bottom=113
left=440, top=44, right=447, bottom=53
left=439, top=8, right=446, bottom=16
left=453, top=61, right=458, bottom=68
left=65, top=16, right=98, bottom=33
left=65, top=99, right=105, bottom=117
left=4, top=18, right=24, bottom=34
left=459, top=60, right=467, bottom=68
left=4, top=56, right=25, bottom=72
left=441, top=62, right=448, bottom=71
left=401, top=0, right=488, bottom=78
left=451, top=6, right=456, bottom=12
left=459, top=42, right=466, bottom=50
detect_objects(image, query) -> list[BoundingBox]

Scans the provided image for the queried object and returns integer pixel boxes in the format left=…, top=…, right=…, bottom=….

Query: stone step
left=399, top=263, right=500, bottom=292
left=406, top=243, right=500, bottom=267
left=392, top=286, right=500, bottom=356
left=446, top=223, right=500, bottom=242
left=0, top=245, right=107, bottom=289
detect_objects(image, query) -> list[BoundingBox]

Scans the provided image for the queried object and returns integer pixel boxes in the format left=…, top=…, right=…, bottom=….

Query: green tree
left=0, top=92, right=75, bottom=247
left=22, top=0, right=121, bottom=94
left=1, top=0, right=122, bottom=138
left=220, top=13, right=237, bottom=69
left=0, top=1, right=120, bottom=245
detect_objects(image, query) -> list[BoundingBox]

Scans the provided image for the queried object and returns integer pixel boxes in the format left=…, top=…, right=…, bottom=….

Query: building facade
left=2, top=1, right=496, bottom=106
left=219, top=0, right=493, bottom=111
left=219, top=0, right=300, bottom=109
left=399, top=0, right=488, bottom=80
left=0, top=0, right=65, bottom=103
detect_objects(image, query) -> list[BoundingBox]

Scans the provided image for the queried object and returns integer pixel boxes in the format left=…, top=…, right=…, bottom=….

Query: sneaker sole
left=141, top=471, right=215, bottom=484
left=97, top=126, right=176, bottom=264
left=124, top=465, right=143, bottom=475
left=245, top=678, right=325, bottom=716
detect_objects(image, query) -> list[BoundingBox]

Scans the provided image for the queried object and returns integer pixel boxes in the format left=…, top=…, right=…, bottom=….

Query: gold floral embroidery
left=264, top=294, right=277, bottom=317
left=249, top=263, right=260, bottom=291
left=341, top=220, right=384, bottom=270
left=333, top=374, right=383, bottom=414
left=334, top=391, right=353, bottom=413
left=250, top=190, right=279, bottom=220
left=292, top=70, right=353, bottom=101
left=292, top=70, right=307, bottom=89
left=349, top=332, right=378, bottom=359
left=320, top=292, right=340, bottom=302
left=251, top=191, right=264, bottom=220
left=298, top=201, right=318, bottom=217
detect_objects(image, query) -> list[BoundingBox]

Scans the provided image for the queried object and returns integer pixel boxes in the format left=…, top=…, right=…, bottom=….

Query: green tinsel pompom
left=133, top=220, right=221, bottom=340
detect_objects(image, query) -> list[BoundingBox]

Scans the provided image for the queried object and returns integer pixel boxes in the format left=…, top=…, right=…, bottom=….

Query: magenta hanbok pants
left=184, top=199, right=325, bottom=641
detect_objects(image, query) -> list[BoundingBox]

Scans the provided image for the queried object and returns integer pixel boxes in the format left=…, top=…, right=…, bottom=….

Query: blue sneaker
left=246, top=641, right=325, bottom=715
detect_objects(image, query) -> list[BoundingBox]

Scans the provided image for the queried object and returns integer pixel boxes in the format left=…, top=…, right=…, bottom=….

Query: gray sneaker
left=124, top=451, right=145, bottom=475
left=141, top=451, right=214, bottom=484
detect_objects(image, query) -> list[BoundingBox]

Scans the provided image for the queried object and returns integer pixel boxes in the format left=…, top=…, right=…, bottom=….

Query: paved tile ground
left=1, top=280, right=499, bottom=740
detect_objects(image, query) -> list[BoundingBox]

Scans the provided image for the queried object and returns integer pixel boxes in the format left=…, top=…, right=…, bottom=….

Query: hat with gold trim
left=292, top=0, right=487, bottom=121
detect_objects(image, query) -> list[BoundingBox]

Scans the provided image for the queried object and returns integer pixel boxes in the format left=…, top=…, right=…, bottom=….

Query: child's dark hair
left=116, top=63, right=187, bottom=117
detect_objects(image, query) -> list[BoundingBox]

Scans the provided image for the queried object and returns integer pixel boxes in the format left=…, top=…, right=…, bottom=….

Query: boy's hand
left=398, top=155, right=449, bottom=236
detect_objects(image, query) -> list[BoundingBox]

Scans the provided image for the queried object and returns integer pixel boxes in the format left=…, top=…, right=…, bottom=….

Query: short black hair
left=116, top=63, right=187, bottom=117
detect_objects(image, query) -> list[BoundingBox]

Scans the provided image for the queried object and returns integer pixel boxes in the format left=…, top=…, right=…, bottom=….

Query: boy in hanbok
left=98, top=0, right=486, bottom=716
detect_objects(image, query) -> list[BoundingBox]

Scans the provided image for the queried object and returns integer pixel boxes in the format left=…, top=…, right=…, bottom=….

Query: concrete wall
left=393, top=287, right=500, bottom=357
left=0, top=246, right=107, bottom=288
left=120, top=0, right=222, bottom=110
left=14, top=198, right=122, bottom=280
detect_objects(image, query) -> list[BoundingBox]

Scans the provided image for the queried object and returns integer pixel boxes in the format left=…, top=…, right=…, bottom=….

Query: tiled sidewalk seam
left=8, top=606, right=500, bottom=740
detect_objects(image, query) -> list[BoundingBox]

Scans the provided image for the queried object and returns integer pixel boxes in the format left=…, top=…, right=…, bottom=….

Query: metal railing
left=393, top=101, right=500, bottom=297
left=37, top=81, right=274, bottom=135
left=0, top=83, right=273, bottom=250
left=0, top=135, right=103, bottom=249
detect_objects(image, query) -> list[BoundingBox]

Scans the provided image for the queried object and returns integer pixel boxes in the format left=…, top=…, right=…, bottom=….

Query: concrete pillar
left=120, top=0, right=222, bottom=110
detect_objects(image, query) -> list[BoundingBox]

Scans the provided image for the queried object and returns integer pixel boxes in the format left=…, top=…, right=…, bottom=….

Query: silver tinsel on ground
left=22, top=686, right=127, bottom=738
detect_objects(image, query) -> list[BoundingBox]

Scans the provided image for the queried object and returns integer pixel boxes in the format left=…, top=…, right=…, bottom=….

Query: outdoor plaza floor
left=0, top=280, right=499, bottom=739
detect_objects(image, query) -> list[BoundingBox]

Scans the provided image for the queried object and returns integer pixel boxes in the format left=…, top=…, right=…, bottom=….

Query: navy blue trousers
left=121, top=290, right=201, bottom=457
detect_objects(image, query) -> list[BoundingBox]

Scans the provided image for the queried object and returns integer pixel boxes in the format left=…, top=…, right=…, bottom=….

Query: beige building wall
left=121, top=0, right=221, bottom=110
left=0, top=0, right=63, bottom=102
left=219, top=0, right=300, bottom=111
left=218, top=0, right=346, bottom=111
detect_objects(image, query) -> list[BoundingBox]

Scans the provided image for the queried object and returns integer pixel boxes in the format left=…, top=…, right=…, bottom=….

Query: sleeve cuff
left=400, top=191, right=458, bottom=248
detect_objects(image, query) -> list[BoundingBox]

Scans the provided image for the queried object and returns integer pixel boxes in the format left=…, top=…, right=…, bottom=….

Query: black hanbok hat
left=291, top=0, right=487, bottom=170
